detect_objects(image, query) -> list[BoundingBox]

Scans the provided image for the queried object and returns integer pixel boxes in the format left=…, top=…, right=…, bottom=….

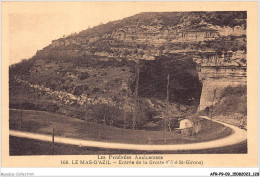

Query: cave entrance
left=132, top=54, right=202, bottom=107
left=204, top=107, right=210, bottom=116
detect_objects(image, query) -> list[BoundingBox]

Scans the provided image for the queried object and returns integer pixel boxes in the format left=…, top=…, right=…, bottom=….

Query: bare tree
left=133, top=62, right=139, bottom=130
left=166, top=74, right=171, bottom=131
left=210, top=89, right=217, bottom=121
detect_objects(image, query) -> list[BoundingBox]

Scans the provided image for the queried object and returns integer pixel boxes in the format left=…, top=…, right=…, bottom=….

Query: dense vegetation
left=213, top=85, right=247, bottom=116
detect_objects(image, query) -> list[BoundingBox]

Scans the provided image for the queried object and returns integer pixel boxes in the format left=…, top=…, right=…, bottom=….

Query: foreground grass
left=9, top=136, right=247, bottom=155
left=10, top=109, right=232, bottom=145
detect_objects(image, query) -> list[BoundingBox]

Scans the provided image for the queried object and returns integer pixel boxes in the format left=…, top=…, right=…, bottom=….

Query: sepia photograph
left=1, top=1, right=258, bottom=170
left=8, top=10, right=248, bottom=155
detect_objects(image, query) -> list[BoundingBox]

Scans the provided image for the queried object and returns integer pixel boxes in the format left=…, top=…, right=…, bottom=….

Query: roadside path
left=9, top=116, right=247, bottom=151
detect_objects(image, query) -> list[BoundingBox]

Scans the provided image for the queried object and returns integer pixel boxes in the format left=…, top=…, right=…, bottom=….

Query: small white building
left=175, top=116, right=203, bottom=136
left=179, top=119, right=193, bottom=129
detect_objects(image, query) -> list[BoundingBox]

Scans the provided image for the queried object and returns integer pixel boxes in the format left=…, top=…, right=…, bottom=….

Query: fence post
left=52, top=128, right=55, bottom=155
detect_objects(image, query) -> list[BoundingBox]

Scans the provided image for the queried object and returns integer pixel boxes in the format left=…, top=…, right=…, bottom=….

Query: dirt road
left=9, top=116, right=247, bottom=151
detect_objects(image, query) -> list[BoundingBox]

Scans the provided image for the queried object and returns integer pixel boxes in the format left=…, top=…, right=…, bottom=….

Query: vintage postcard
left=1, top=1, right=258, bottom=169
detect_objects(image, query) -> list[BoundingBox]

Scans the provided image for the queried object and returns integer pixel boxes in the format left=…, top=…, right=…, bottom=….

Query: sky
left=8, top=2, right=150, bottom=65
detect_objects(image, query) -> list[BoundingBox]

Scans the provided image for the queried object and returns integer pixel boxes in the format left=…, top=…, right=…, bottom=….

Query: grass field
left=9, top=136, right=247, bottom=155
left=10, top=109, right=232, bottom=145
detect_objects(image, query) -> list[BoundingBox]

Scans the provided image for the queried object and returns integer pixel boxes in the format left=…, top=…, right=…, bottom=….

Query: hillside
left=9, top=11, right=247, bottom=130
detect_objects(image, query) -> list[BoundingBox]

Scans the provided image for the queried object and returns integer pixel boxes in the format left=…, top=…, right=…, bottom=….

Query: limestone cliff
left=9, top=12, right=247, bottom=128
left=198, top=66, right=246, bottom=111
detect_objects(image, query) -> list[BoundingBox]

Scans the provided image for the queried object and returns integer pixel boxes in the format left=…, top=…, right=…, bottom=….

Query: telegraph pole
left=104, top=106, right=107, bottom=125
left=124, top=98, right=128, bottom=129
left=133, top=62, right=139, bottom=130
left=52, top=128, right=55, bottom=155
left=19, top=95, right=23, bottom=129
left=166, top=74, right=171, bottom=131
left=211, top=89, right=217, bottom=122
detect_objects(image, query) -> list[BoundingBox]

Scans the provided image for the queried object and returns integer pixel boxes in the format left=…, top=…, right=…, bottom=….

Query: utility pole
left=52, top=128, right=55, bottom=155
left=166, top=74, right=171, bottom=131
left=104, top=106, right=107, bottom=125
left=96, top=107, right=99, bottom=123
left=35, top=89, right=38, bottom=110
left=19, top=95, right=23, bottom=129
left=211, top=89, right=217, bottom=122
left=124, top=98, right=128, bottom=129
left=133, top=62, right=139, bottom=130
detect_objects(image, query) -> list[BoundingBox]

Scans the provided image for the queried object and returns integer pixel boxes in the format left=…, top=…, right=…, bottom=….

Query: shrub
left=87, top=104, right=123, bottom=126
left=21, top=103, right=37, bottom=110
left=220, top=85, right=246, bottom=99
left=67, top=109, right=86, bottom=120
left=92, top=87, right=100, bottom=94
left=45, top=103, right=59, bottom=112
left=9, top=100, right=59, bottom=113
left=73, top=85, right=89, bottom=96
left=78, top=72, right=90, bottom=80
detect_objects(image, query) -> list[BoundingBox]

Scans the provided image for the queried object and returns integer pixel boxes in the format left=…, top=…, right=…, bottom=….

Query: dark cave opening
left=131, top=54, right=202, bottom=106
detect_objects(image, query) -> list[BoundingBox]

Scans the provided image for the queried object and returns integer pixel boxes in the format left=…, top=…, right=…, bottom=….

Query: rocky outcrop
left=198, top=66, right=246, bottom=111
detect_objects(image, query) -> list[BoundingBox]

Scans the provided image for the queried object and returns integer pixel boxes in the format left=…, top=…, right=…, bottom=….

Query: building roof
left=179, top=115, right=204, bottom=123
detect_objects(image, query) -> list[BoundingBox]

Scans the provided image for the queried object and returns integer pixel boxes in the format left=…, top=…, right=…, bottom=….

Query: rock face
left=198, top=66, right=246, bottom=111
left=35, top=12, right=246, bottom=63
left=10, top=12, right=247, bottom=125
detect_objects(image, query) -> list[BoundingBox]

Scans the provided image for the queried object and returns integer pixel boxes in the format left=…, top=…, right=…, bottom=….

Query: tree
left=133, top=62, right=139, bottom=130
left=210, top=89, right=217, bottom=121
